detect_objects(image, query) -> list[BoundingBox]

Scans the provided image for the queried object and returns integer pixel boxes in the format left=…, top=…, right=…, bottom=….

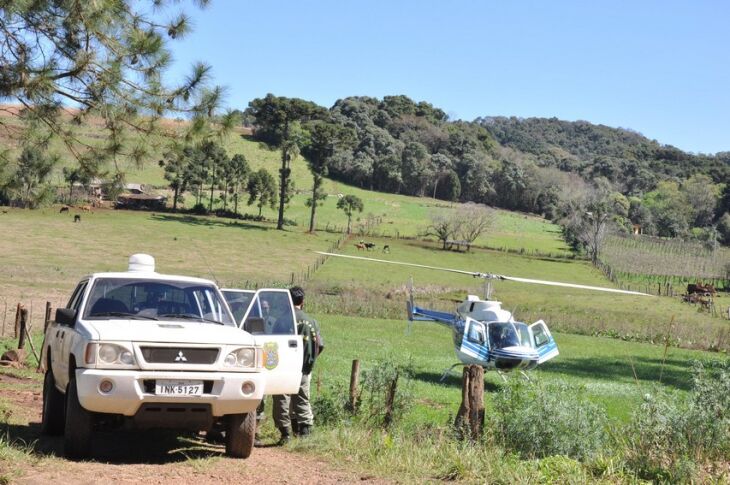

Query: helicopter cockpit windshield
left=487, top=322, right=522, bottom=349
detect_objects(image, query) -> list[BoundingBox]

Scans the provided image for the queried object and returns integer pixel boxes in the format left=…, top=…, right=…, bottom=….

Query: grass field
left=1, top=110, right=728, bottom=481
left=314, top=314, right=722, bottom=423
left=308, top=237, right=730, bottom=352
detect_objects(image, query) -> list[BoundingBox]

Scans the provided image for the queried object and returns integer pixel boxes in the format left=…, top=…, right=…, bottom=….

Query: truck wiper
left=158, top=313, right=225, bottom=325
left=89, top=312, right=158, bottom=320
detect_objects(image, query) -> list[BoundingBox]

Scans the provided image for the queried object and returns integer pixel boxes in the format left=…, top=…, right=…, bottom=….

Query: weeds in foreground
left=307, top=360, right=730, bottom=483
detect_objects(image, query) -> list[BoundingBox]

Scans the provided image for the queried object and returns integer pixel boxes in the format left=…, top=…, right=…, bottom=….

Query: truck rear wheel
left=225, top=412, right=255, bottom=458
left=41, top=369, right=65, bottom=435
left=64, top=378, right=93, bottom=460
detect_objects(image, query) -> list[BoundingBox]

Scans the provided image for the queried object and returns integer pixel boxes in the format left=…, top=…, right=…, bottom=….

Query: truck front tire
left=64, top=378, right=93, bottom=460
left=41, top=370, right=65, bottom=435
left=225, top=412, right=255, bottom=458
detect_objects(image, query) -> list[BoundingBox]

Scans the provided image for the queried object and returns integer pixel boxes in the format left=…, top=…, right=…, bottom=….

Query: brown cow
left=687, top=283, right=716, bottom=297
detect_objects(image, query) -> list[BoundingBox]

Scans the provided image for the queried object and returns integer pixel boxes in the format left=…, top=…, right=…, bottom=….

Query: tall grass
left=300, top=360, right=730, bottom=483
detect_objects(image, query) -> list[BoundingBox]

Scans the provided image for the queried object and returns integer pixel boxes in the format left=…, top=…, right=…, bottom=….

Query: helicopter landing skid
left=439, top=363, right=465, bottom=382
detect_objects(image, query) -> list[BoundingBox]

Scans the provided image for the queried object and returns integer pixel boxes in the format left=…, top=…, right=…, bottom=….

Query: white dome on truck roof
left=128, top=254, right=155, bottom=272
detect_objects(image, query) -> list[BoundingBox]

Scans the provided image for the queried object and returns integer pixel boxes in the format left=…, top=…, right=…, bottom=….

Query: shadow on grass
left=1, top=420, right=226, bottom=464
left=538, top=355, right=698, bottom=391
left=411, top=370, right=501, bottom=393
left=151, top=213, right=270, bottom=232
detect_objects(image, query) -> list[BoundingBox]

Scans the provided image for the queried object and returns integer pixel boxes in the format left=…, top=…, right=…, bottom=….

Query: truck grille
left=139, top=347, right=219, bottom=364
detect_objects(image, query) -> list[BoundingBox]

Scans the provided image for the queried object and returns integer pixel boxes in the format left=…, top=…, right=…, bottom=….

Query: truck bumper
left=75, top=369, right=264, bottom=417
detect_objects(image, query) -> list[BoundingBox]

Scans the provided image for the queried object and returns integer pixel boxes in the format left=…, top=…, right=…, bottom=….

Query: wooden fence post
left=454, top=365, right=484, bottom=441
left=348, top=359, right=360, bottom=412
left=383, top=369, right=399, bottom=428
left=1, top=299, right=6, bottom=337
left=17, top=308, right=28, bottom=350
left=44, top=302, right=52, bottom=332
left=13, top=304, right=22, bottom=339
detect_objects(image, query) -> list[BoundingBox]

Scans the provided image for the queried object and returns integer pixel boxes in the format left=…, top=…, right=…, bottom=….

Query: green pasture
left=309, top=237, right=729, bottom=351
left=1, top=111, right=569, bottom=254
left=0, top=207, right=338, bottom=306
left=314, top=314, right=725, bottom=423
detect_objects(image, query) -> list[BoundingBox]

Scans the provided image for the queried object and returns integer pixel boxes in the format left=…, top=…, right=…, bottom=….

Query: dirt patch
left=0, top=370, right=388, bottom=484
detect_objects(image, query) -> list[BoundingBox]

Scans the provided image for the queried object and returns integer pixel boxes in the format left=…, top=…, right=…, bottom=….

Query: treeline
left=242, top=94, right=729, bottom=245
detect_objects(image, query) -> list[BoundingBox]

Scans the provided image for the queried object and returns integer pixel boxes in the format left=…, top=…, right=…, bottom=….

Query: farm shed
left=115, top=192, right=167, bottom=210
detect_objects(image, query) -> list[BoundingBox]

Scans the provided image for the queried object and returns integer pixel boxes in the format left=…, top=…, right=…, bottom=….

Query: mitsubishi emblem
left=174, top=350, right=188, bottom=362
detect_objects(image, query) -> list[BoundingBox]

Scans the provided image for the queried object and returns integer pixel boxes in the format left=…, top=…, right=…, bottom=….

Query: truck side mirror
left=244, top=316, right=265, bottom=334
left=55, top=308, right=77, bottom=327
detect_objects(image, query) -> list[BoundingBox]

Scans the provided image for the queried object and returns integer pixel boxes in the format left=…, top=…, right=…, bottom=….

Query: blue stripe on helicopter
left=461, top=340, right=491, bottom=359
left=538, top=341, right=558, bottom=357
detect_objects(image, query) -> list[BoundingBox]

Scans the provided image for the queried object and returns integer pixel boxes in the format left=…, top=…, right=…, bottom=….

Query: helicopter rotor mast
left=314, top=251, right=653, bottom=297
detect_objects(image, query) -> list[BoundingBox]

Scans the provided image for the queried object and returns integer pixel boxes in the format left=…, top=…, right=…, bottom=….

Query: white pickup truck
left=40, top=254, right=300, bottom=460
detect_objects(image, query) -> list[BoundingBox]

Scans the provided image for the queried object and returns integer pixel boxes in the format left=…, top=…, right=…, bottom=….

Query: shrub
left=312, top=383, right=350, bottom=426
left=359, top=358, right=414, bottom=428
left=190, top=203, right=208, bottom=215
left=491, top=378, right=608, bottom=461
left=623, top=360, right=730, bottom=482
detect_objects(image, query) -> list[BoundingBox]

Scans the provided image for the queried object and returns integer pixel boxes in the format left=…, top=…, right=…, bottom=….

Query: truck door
left=529, top=320, right=559, bottom=364
left=55, top=280, right=88, bottom=390
left=221, top=289, right=256, bottom=324
left=459, top=318, right=488, bottom=361
left=240, top=289, right=303, bottom=395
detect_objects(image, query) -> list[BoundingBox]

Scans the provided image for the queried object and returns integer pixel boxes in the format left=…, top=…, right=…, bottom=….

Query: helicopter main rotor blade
left=314, top=252, right=486, bottom=277
left=315, top=251, right=653, bottom=297
left=499, top=275, right=651, bottom=296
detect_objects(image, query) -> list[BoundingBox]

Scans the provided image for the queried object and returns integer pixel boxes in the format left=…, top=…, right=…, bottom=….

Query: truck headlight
left=96, top=343, right=136, bottom=366
left=224, top=348, right=256, bottom=368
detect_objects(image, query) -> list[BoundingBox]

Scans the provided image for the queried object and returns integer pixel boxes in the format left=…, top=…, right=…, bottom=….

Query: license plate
left=155, top=380, right=203, bottom=396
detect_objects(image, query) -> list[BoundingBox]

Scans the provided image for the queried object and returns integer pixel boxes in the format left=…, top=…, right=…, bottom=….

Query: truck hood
left=82, top=319, right=253, bottom=345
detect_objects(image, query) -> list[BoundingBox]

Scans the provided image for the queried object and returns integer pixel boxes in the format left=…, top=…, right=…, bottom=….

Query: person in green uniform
left=272, top=286, right=324, bottom=443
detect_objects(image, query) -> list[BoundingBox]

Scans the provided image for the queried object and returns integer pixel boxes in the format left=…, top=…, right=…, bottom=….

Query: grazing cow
left=364, top=242, right=376, bottom=251
left=74, top=214, right=81, bottom=223
left=59, top=206, right=69, bottom=213
left=382, top=245, right=390, bottom=253
left=80, top=205, right=92, bottom=212
left=355, top=243, right=366, bottom=251
left=687, top=283, right=716, bottom=297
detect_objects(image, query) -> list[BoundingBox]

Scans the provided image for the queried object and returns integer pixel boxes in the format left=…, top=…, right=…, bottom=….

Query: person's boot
left=291, top=418, right=300, bottom=437
left=277, top=426, right=291, bottom=445
left=298, top=424, right=312, bottom=437
left=254, top=432, right=263, bottom=447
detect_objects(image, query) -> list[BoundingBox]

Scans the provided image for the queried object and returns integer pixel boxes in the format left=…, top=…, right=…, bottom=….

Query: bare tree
left=424, top=212, right=460, bottom=250
left=455, top=203, right=494, bottom=251
left=578, top=195, right=612, bottom=265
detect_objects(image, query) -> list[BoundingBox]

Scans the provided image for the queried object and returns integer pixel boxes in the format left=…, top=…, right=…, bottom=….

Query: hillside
left=480, top=115, right=729, bottom=186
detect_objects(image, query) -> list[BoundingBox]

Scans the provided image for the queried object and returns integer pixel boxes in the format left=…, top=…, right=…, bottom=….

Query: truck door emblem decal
left=174, top=350, right=188, bottom=362
left=263, top=342, right=279, bottom=370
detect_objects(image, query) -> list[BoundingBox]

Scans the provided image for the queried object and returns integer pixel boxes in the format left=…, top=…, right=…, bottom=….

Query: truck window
left=83, top=278, right=234, bottom=325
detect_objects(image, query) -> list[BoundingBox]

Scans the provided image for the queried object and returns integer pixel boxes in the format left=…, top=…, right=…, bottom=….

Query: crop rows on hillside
left=600, top=234, right=729, bottom=283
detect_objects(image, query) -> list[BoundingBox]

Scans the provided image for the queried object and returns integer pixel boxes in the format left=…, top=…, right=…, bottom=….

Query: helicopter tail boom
left=411, top=305, right=458, bottom=327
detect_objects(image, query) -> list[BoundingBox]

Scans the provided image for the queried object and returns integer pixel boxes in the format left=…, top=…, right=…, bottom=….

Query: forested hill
left=479, top=116, right=729, bottom=187
left=246, top=94, right=729, bottom=242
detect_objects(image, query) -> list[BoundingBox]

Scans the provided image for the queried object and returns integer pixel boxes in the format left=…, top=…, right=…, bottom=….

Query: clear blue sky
left=165, top=0, right=730, bottom=154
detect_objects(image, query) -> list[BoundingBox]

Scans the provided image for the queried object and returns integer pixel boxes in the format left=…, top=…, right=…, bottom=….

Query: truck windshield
left=83, top=278, right=235, bottom=326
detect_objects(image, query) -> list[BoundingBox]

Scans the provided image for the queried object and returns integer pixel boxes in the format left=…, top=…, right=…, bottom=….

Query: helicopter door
left=239, top=289, right=303, bottom=395
left=529, top=320, right=559, bottom=364
left=460, top=319, right=488, bottom=361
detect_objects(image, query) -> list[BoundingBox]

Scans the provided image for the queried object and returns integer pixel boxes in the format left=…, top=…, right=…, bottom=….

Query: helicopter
left=315, top=251, right=651, bottom=378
